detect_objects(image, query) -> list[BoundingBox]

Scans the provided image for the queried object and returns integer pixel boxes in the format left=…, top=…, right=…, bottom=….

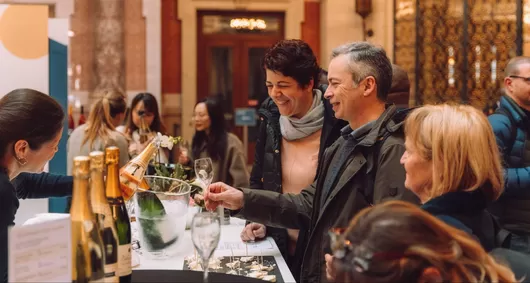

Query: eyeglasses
left=509, top=75, right=530, bottom=82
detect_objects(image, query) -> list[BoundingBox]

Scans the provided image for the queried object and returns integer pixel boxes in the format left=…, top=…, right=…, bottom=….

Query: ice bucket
left=133, top=175, right=190, bottom=259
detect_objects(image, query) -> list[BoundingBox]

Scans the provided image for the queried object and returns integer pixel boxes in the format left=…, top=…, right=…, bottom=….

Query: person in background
left=488, top=56, right=530, bottom=253
left=239, top=39, right=346, bottom=271
left=319, top=69, right=329, bottom=86
left=125, top=92, right=171, bottom=163
left=67, top=89, right=129, bottom=174
left=400, top=104, right=503, bottom=251
left=115, top=107, right=130, bottom=134
left=331, top=201, right=517, bottom=283
left=179, top=96, right=249, bottom=188
left=0, top=89, right=73, bottom=282
left=387, top=64, right=410, bottom=110
left=204, top=42, right=419, bottom=283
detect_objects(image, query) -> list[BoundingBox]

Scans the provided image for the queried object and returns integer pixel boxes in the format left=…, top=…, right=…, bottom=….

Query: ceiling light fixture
left=229, top=18, right=267, bottom=30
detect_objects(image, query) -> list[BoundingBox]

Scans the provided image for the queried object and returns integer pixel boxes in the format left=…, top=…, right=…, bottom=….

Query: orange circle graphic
left=0, top=5, right=48, bottom=59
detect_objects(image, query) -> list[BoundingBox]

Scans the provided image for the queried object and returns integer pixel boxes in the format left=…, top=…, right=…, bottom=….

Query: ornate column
left=94, top=0, right=125, bottom=93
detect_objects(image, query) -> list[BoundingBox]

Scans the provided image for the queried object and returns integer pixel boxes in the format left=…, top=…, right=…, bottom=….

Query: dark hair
left=330, top=42, right=393, bottom=101
left=319, top=69, right=329, bottom=86
left=390, top=64, right=410, bottom=94
left=262, top=39, right=320, bottom=88
left=82, top=89, right=127, bottom=149
left=192, top=96, right=228, bottom=162
left=126, top=92, right=167, bottom=135
left=0, top=89, right=64, bottom=162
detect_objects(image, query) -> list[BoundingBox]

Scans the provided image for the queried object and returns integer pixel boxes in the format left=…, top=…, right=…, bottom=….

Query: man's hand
left=325, top=253, right=336, bottom=282
left=240, top=223, right=266, bottom=242
left=204, top=182, right=244, bottom=211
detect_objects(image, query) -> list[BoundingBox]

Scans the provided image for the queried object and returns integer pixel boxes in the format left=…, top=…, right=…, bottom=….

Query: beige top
left=280, top=129, right=322, bottom=255
left=67, top=124, right=130, bottom=175
left=195, top=133, right=250, bottom=188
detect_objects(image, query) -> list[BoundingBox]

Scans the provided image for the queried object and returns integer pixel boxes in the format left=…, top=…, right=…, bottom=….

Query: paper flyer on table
left=215, top=238, right=276, bottom=256
left=8, top=214, right=71, bottom=282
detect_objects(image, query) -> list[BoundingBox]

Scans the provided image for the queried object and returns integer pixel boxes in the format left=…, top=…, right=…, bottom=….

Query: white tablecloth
left=24, top=212, right=297, bottom=282
left=133, top=217, right=296, bottom=283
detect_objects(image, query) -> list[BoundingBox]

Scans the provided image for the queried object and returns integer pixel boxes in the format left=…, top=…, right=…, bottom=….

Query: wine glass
left=191, top=212, right=221, bottom=282
left=194, top=158, right=214, bottom=189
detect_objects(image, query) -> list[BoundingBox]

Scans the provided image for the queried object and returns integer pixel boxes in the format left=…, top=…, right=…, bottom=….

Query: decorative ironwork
left=94, top=0, right=125, bottom=93
left=394, top=0, right=416, bottom=105
left=467, top=0, right=518, bottom=110
left=395, top=0, right=522, bottom=112
left=523, top=0, right=530, bottom=55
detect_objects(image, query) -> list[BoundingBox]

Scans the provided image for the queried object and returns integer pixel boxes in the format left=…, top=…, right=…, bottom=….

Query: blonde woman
left=67, top=89, right=129, bottom=174
left=400, top=104, right=504, bottom=251
left=331, top=201, right=517, bottom=283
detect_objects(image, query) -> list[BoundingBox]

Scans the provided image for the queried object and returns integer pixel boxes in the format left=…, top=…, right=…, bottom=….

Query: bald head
left=504, top=56, right=530, bottom=110
left=505, top=56, right=530, bottom=77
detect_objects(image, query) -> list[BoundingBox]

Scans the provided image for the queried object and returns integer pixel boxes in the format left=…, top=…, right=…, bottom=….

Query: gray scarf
left=279, top=89, right=325, bottom=141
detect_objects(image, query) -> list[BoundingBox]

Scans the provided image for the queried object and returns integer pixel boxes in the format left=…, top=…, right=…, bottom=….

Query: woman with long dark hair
left=124, top=93, right=170, bottom=162
left=181, top=96, right=249, bottom=187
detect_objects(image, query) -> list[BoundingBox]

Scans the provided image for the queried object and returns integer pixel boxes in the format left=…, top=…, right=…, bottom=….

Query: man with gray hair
left=204, top=42, right=419, bottom=283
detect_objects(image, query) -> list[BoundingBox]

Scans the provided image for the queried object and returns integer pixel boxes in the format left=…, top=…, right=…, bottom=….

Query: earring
left=16, top=157, right=27, bottom=166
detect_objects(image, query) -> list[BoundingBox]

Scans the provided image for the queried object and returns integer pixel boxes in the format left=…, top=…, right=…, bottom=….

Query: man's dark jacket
left=236, top=105, right=419, bottom=283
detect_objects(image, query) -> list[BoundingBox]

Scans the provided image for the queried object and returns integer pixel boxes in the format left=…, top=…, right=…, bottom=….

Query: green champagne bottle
left=135, top=182, right=179, bottom=251
left=71, top=156, right=106, bottom=283
left=105, top=147, right=132, bottom=283
left=89, top=151, right=119, bottom=282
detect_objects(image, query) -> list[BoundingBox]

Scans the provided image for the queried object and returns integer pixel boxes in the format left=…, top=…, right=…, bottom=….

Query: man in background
left=488, top=56, right=530, bottom=253
left=387, top=64, right=410, bottom=109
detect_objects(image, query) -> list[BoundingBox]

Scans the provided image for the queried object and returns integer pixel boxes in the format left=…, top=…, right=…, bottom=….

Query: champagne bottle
left=78, top=105, right=86, bottom=126
left=105, top=147, right=132, bottom=283
left=68, top=104, right=75, bottom=135
left=89, top=151, right=119, bottom=283
left=71, top=156, right=106, bottom=283
left=119, top=140, right=158, bottom=201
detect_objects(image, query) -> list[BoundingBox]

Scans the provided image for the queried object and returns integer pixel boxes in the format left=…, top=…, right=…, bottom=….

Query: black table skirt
left=132, top=269, right=266, bottom=282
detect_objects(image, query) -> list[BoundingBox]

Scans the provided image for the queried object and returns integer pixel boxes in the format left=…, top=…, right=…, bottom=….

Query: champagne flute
left=194, top=158, right=214, bottom=212
left=191, top=212, right=221, bottom=283
left=194, top=158, right=214, bottom=187
left=138, top=111, right=151, bottom=144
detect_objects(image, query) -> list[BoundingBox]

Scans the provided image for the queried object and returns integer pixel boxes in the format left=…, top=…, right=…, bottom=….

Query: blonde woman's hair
left=82, top=89, right=127, bottom=150
left=404, top=104, right=503, bottom=202
left=333, top=200, right=518, bottom=283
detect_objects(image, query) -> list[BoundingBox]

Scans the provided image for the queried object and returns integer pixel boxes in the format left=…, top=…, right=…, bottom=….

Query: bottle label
left=104, top=263, right=118, bottom=283
left=117, top=244, right=132, bottom=277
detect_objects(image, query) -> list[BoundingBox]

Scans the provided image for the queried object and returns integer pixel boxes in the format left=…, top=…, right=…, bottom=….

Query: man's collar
left=340, top=121, right=376, bottom=141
